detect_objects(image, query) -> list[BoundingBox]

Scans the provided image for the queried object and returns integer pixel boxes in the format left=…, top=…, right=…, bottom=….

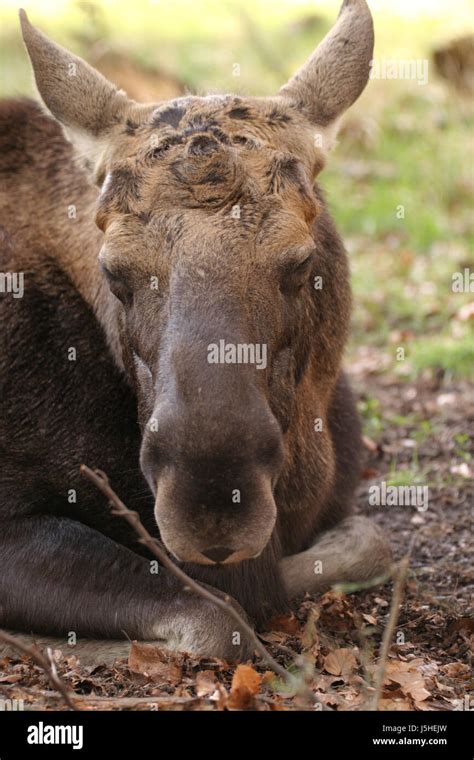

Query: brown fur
left=0, top=3, right=391, bottom=661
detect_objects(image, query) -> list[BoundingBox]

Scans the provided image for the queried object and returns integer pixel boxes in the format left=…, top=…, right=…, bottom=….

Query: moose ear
left=19, top=9, right=133, bottom=172
left=279, top=0, right=373, bottom=145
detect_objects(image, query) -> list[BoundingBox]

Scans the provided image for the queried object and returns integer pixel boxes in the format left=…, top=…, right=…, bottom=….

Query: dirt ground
left=0, top=371, right=472, bottom=712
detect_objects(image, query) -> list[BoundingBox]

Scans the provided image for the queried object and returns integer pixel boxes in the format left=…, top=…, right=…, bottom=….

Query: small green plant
left=386, top=454, right=431, bottom=488
left=453, top=433, right=472, bottom=462
left=409, top=419, right=438, bottom=445
left=358, top=397, right=385, bottom=438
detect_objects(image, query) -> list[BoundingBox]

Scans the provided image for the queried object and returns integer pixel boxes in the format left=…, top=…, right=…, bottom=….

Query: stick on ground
left=368, top=535, right=417, bottom=711
left=0, top=629, right=80, bottom=711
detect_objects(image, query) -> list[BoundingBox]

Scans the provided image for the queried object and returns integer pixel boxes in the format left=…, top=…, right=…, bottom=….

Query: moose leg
left=0, top=516, right=251, bottom=660
left=280, top=516, right=392, bottom=598
left=0, top=633, right=137, bottom=667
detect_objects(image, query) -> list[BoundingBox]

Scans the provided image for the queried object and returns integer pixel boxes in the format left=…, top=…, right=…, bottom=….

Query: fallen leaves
left=0, top=587, right=469, bottom=712
left=269, top=613, right=300, bottom=635
left=128, top=642, right=182, bottom=685
left=195, top=670, right=217, bottom=697
left=362, top=613, right=378, bottom=626
left=379, top=697, right=412, bottom=710
left=383, top=659, right=431, bottom=705
left=228, top=665, right=262, bottom=709
left=323, top=649, right=358, bottom=678
left=2, top=370, right=472, bottom=716
left=126, top=645, right=265, bottom=711
left=440, top=662, right=471, bottom=678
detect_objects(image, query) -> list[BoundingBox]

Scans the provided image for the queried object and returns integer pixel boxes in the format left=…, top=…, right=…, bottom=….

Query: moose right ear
left=19, top=9, right=134, bottom=173
left=278, top=0, right=374, bottom=153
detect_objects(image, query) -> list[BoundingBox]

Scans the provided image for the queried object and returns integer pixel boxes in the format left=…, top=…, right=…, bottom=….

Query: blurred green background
left=0, top=0, right=473, bottom=379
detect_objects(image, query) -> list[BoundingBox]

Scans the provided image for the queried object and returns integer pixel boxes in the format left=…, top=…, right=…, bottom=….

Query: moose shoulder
left=0, top=1, right=390, bottom=660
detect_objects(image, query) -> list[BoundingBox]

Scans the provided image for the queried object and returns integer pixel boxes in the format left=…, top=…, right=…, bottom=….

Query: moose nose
left=202, top=545, right=234, bottom=564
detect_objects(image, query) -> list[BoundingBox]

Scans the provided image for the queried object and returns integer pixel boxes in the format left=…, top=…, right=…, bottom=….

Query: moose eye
left=100, top=264, right=133, bottom=306
left=280, top=250, right=314, bottom=294
left=292, top=255, right=312, bottom=272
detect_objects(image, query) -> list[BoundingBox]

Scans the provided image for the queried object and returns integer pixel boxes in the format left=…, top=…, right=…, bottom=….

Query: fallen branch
left=80, top=464, right=312, bottom=699
left=0, top=630, right=80, bottom=711
left=368, top=535, right=417, bottom=711
left=80, top=695, right=201, bottom=709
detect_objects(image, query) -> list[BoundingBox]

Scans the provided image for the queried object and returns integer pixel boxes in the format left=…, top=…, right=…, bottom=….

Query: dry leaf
left=228, top=664, right=261, bottom=709
left=323, top=648, right=358, bottom=677
left=440, top=662, right=470, bottom=677
left=128, top=642, right=182, bottom=685
left=269, top=613, right=300, bottom=634
left=362, top=434, right=378, bottom=452
left=384, top=659, right=431, bottom=703
left=258, top=631, right=288, bottom=644
left=195, top=670, right=217, bottom=697
left=209, top=683, right=228, bottom=710
left=361, top=467, right=379, bottom=479
left=315, top=690, right=342, bottom=707
left=362, top=613, right=377, bottom=625
left=301, top=608, right=321, bottom=648
left=450, top=617, right=474, bottom=634
left=379, top=697, right=412, bottom=710
left=0, top=673, right=23, bottom=683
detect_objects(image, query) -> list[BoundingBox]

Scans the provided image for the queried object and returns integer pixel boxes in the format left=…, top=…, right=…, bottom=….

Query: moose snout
left=152, top=465, right=279, bottom=565
left=140, top=400, right=284, bottom=565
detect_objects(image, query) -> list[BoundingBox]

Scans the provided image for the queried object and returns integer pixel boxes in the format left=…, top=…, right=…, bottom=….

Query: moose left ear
left=19, top=9, right=135, bottom=175
left=279, top=0, right=373, bottom=143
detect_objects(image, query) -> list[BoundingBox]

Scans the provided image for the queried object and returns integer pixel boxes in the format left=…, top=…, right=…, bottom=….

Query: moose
left=0, top=1, right=390, bottom=661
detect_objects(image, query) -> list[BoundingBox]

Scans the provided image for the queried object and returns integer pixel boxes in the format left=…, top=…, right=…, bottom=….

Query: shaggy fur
left=0, top=3, right=391, bottom=660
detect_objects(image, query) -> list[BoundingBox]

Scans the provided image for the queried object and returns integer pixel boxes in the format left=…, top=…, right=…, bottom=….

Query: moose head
left=20, top=1, right=374, bottom=567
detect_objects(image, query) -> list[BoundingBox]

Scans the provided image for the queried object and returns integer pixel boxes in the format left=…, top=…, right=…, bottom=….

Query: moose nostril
left=202, top=545, right=234, bottom=563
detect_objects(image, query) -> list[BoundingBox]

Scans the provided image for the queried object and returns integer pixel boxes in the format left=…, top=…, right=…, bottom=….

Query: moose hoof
left=153, top=593, right=253, bottom=661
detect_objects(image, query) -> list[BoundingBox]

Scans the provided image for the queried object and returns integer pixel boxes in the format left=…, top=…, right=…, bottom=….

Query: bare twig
left=82, top=695, right=202, bottom=708
left=368, top=535, right=417, bottom=711
left=80, top=465, right=300, bottom=690
left=0, top=629, right=80, bottom=710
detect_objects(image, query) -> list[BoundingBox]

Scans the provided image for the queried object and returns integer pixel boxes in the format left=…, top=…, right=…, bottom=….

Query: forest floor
left=1, top=369, right=471, bottom=712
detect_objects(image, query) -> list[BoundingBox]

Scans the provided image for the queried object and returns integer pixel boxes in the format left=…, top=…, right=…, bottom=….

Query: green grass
left=325, top=81, right=474, bottom=379
left=403, top=333, right=474, bottom=378
left=359, top=400, right=442, bottom=446
left=386, top=454, right=431, bottom=488
left=453, top=433, right=472, bottom=462
left=358, top=397, right=385, bottom=438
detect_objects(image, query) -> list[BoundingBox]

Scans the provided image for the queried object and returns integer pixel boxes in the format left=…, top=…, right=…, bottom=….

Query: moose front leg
left=0, top=516, right=251, bottom=660
left=280, top=516, right=392, bottom=598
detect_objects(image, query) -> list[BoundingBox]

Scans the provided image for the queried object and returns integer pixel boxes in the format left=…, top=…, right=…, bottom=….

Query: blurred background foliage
left=0, top=0, right=473, bottom=380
